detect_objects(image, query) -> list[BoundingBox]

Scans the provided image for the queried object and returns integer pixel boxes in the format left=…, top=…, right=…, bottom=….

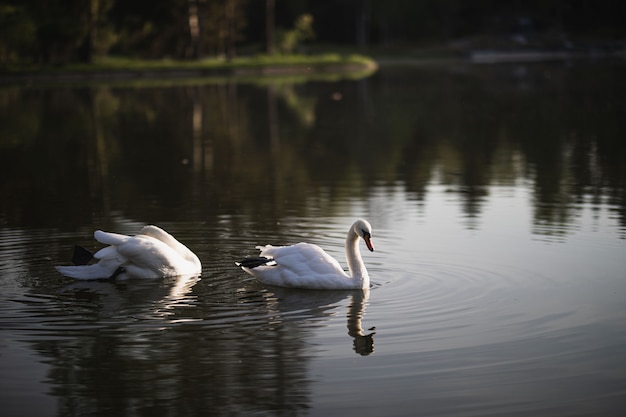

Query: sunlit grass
left=1, top=53, right=377, bottom=76
left=94, top=53, right=377, bottom=70
left=0, top=53, right=377, bottom=87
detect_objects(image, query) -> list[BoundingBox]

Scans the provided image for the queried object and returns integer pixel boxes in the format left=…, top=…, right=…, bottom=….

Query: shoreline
left=0, top=55, right=378, bottom=85
left=2, top=47, right=624, bottom=85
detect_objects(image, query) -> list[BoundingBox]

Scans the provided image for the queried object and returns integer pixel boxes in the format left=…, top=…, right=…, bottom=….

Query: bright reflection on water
left=1, top=62, right=625, bottom=417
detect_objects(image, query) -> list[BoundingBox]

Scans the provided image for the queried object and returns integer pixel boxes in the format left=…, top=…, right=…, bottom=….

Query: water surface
left=1, top=61, right=625, bottom=416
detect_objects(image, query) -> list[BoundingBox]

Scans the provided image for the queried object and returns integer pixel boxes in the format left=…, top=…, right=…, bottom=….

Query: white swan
left=56, top=225, right=201, bottom=280
left=235, top=219, right=374, bottom=290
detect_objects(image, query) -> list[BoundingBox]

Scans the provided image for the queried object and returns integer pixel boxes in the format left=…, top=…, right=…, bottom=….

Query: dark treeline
left=1, top=0, right=625, bottom=65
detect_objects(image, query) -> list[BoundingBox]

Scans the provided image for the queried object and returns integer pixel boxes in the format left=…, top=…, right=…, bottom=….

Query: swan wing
left=55, top=232, right=129, bottom=279
left=138, top=226, right=190, bottom=256
left=98, top=228, right=200, bottom=277
left=94, top=230, right=132, bottom=246
left=259, top=243, right=346, bottom=274
left=58, top=227, right=200, bottom=280
left=93, top=245, right=126, bottom=262
left=115, top=235, right=192, bottom=278
left=251, top=243, right=355, bottom=289
left=55, top=259, right=120, bottom=280
left=137, top=225, right=201, bottom=272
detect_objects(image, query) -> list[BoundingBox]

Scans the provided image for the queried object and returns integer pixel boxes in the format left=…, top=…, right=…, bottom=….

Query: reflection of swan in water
left=265, top=287, right=375, bottom=356
left=59, top=273, right=201, bottom=320
left=56, top=225, right=201, bottom=280
left=165, top=274, right=201, bottom=304
left=236, top=219, right=374, bottom=289
left=347, top=289, right=375, bottom=356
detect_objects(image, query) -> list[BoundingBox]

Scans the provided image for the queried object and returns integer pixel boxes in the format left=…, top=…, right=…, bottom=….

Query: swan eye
left=361, top=230, right=371, bottom=239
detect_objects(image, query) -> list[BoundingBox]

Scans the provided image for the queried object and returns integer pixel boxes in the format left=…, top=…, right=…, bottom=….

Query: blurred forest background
left=1, top=0, right=625, bottom=65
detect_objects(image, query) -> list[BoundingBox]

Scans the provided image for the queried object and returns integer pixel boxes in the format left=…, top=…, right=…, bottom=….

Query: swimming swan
left=235, top=219, right=374, bottom=290
left=56, top=225, right=201, bottom=280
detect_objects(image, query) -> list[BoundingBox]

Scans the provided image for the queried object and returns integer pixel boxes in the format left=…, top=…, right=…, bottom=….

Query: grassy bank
left=0, top=53, right=378, bottom=84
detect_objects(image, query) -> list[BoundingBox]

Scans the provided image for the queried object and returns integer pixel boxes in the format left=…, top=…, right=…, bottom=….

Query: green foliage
left=0, top=4, right=36, bottom=63
left=91, top=24, right=119, bottom=58
left=88, top=0, right=118, bottom=59
left=277, top=14, right=315, bottom=54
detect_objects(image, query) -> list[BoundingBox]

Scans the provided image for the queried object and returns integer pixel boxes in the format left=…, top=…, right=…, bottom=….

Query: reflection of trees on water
left=23, top=277, right=308, bottom=416
left=0, top=63, right=624, bottom=237
left=396, top=64, right=626, bottom=237
left=18, top=272, right=372, bottom=416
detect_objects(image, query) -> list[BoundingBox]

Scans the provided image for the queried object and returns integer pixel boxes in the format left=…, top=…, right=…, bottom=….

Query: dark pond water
left=1, top=61, right=625, bottom=417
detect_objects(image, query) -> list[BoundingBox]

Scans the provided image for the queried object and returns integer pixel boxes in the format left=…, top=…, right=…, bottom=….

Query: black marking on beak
left=362, top=232, right=374, bottom=252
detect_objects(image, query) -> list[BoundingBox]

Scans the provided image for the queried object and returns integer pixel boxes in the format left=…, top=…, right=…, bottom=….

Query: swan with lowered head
left=56, top=225, right=201, bottom=280
left=235, top=219, right=374, bottom=290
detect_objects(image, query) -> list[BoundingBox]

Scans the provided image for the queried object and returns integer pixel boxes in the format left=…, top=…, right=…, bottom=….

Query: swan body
left=56, top=225, right=201, bottom=280
left=236, top=219, right=374, bottom=290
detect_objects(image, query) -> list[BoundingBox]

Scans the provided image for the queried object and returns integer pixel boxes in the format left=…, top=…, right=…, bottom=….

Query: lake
left=1, top=60, right=625, bottom=417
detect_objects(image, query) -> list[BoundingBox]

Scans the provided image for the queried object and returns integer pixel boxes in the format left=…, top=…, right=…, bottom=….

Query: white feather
left=237, top=219, right=374, bottom=290
left=56, top=225, right=201, bottom=280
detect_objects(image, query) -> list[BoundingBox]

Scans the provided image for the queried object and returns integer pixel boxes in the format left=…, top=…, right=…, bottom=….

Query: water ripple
left=367, top=254, right=573, bottom=355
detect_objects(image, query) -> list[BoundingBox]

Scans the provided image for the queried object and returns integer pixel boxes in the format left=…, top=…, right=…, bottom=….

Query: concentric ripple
left=366, top=252, right=576, bottom=354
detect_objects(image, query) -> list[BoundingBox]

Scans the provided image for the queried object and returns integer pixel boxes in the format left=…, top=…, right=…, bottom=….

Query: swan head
left=353, top=219, right=374, bottom=252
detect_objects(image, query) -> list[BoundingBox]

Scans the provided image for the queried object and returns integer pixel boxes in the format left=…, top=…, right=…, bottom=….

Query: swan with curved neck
left=56, top=225, right=201, bottom=280
left=235, top=219, right=374, bottom=290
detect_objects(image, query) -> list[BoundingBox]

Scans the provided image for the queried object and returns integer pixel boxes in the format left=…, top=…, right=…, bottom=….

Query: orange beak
left=364, top=235, right=374, bottom=252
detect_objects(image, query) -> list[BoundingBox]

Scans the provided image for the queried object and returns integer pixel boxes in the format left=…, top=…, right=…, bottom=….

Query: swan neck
left=345, top=229, right=368, bottom=285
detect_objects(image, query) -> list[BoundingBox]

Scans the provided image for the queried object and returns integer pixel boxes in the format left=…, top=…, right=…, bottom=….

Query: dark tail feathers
left=71, top=245, right=94, bottom=266
left=235, top=257, right=275, bottom=269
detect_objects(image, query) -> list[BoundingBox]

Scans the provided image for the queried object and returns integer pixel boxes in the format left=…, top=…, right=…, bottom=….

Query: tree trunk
left=266, top=0, right=275, bottom=54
